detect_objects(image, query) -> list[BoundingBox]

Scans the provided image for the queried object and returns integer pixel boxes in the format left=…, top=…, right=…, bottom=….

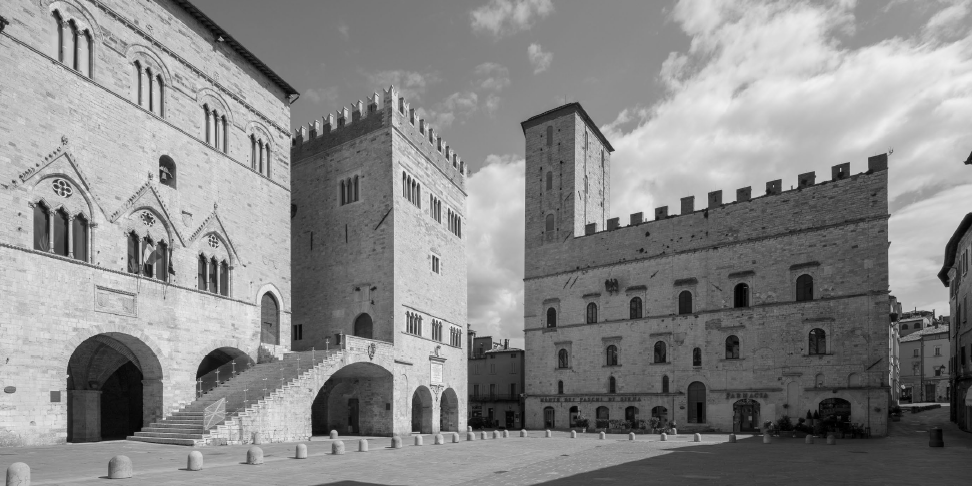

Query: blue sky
left=199, top=0, right=972, bottom=347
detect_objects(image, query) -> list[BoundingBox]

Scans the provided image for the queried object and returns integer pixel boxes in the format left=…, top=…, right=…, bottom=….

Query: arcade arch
left=311, top=362, right=393, bottom=436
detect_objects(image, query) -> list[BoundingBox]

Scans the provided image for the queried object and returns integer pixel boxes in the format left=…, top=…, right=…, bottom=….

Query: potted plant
left=574, top=416, right=589, bottom=433
left=889, top=405, right=902, bottom=422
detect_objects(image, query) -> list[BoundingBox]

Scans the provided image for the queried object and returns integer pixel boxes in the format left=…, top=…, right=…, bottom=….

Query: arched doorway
left=353, top=313, right=374, bottom=339
left=651, top=406, right=668, bottom=428
left=818, top=398, right=852, bottom=423
left=543, top=406, right=555, bottom=429
left=260, top=293, right=279, bottom=345
left=195, top=347, right=251, bottom=397
left=440, top=388, right=459, bottom=432
left=625, top=406, right=639, bottom=424
left=66, top=333, right=163, bottom=442
left=733, top=399, right=760, bottom=432
left=311, top=362, right=393, bottom=436
left=687, top=382, right=706, bottom=423
left=412, top=386, right=434, bottom=434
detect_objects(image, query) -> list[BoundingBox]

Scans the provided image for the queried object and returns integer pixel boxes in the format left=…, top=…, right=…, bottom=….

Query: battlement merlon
left=290, top=86, right=467, bottom=183
left=520, top=102, right=615, bottom=152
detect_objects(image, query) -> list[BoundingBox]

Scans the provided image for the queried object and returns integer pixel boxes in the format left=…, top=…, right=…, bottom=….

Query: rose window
left=208, top=234, right=220, bottom=249
left=140, top=211, right=156, bottom=227
left=51, top=179, right=73, bottom=198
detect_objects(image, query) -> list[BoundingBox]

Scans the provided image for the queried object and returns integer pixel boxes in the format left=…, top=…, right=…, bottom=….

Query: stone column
left=142, top=379, right=163, bottom=428
left=47, top=207, right=54, bottom=253
left=68, top=390, right=101, bottom=442
left=66, top=215, right=74, bottom=258
left=87, top=222, right=96, bottom=264
left=213, top=112, right=221, bottom=151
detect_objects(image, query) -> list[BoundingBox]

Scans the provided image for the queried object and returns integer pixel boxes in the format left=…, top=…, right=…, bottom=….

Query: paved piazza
left=0, top=406, right=968, bottom=485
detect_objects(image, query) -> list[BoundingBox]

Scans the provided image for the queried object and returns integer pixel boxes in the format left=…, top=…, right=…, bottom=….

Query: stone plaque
left=94, top=285, right=137, bottom=317
left=430, top=362, right=443, bottom=384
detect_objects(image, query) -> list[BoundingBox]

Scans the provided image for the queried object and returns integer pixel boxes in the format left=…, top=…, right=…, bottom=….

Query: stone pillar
left=68, top=390, right=101, bottom=442
left=66, top=215, right=74, bottom=258
left=142, top=379, right=163, bottom=428
left=47, top=207, right=54, bottom=253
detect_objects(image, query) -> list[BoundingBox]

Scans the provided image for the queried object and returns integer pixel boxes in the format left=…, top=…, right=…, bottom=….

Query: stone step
left=127, top=435, right=200, bottom=447
left=134, top=431, right=207, bottom=440
left=142, top=426, right=207, bottom=434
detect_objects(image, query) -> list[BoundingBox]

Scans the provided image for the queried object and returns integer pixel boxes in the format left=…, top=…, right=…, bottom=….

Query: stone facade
left=899, top=324, right=950, bottom=403
left=467, top=333, right=525, bottom=429
left=521, top=103, right=891, bottom=436
left=290, top=87, right=467, bottom=437
left=0, top=0, right=296, bottom=446
left=938, top=212, right=972, bottom=431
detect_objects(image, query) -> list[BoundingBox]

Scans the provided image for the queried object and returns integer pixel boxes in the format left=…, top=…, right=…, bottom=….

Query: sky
left=196, top=0, right=972, bottom=348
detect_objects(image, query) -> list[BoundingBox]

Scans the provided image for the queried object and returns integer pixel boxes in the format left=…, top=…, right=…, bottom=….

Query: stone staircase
left=128, top=349, right=339, bottom=446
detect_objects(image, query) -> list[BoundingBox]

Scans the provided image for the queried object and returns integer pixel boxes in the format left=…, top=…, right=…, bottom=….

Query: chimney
left=504, top=339, right=509, bottom=350
left=467, top=326, right=476, bottom=359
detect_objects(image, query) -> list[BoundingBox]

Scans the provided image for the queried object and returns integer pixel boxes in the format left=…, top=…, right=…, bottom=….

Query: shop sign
left=726, top=392, right=768, bottom=399
left=539, top=396, right=642, bottom=403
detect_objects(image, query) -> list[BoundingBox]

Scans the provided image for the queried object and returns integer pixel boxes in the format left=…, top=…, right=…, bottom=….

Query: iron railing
left=196, top=354, right=256, bottom=398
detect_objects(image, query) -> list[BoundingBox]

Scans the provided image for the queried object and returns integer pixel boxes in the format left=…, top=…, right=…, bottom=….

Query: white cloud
left=364, top=70, right=441, bottom=102
left=597, top=0, right=972, bottom=313
left=527, top=43, right=552, bottom=74
left=474, top=62, right=511, bottom=91
left=471, top=0, right=554, bottom=39
left=467, top=155, right=526, bottom=348
left=337, top=22, right=350, bottom=41
left=302, top=86, right=339, bottom=106
left=427, top=91, right=479, bottom=128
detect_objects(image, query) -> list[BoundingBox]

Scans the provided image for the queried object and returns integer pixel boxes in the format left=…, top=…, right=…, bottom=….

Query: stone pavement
left=1, top=410, right=970, bottom=485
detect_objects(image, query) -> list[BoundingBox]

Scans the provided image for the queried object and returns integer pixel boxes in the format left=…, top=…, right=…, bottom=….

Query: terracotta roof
left=900, top=325, right=949, bottom=342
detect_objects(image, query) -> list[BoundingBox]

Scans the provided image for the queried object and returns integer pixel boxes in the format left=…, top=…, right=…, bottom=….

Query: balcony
left=469, top=393, right=520, bottom=402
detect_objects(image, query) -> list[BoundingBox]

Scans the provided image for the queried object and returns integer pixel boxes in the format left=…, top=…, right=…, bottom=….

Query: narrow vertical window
left=197, top=254, right=207, bottom=290
left=353, top=175, right=359, bottom=202
left=127, top=233, right=139, bottom=273
left=678, top=290, right=693, bottom=314
left=545, top=171, right=553, bottom=190
left=147, top=68, right=154, bottom=113
left=33, top=203, right=50, bottom=251
left=734, top=283, right=749, bottom=308
left=586, top=302, right=598, bottom=324
left=222, top=116, right=229, bottom=154
left=250, top=135, right=257, bottom=170
left=796, top=274, right=814, bottom=301
left=142, top=237, right=155, bottom=277
left=546, top=125, right=553, bottom=146
left=204, top=105, right=211, bottom=144
left=157, top=76, right=165, bottom=118
left=72, top=214, right=88, bottom=262
left=156, top=241, right=168, bottom=282
left=133, top=61, right=143, bottom=105
left=340, top=180, right=346, bottom=205
left=265, top=144, right=271, bottom=178
left=629, top=297, right=643, bottom=319
left=51, top=209, right=69, bottom=256
left=69, top=20, right=79, bottom=71
left=209, top=257, right=218, bottom=293
left=725, top=335, right=740, bottom=359
left=54, top=11, right=65, bottom=63
left=692, top=347, right=701, bottom=366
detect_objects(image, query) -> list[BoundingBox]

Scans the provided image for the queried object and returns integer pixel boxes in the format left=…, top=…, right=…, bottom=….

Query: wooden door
left=348, top=398, right=359, bottom=434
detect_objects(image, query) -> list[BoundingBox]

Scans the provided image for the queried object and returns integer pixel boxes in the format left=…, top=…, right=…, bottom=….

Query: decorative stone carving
left=51, top=178, right=73, bottom=198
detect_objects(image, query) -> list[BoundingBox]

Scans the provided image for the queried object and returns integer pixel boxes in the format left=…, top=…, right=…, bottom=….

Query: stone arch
left=412, top=385, right=434, bottom=434
left=254, top=282, right=286, bottom=311
left=196, top=231, right=233, bottom=265
left=353, top=313, right=374, bottom=339
left=312, top=361, right=394, bottom=436
left=196, top=346, right=250, bottom=380
left=440, top=387, right=459, bottom=432
left=123, top=206, right=175, bottom=249
left=124, top=44, right=173, bottom=86
left=197, top=88, right=235, bottom=125
left=32, top=172, right=94, bottom=222
left=64, top=330, right=164, bottom=442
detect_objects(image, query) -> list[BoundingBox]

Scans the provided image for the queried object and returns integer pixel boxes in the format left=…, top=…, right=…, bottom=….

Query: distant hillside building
left=467, top=332, right=525, bottom=429
left=521, top=103, right=892, bottom=435
left=938, top=212, right=972, bottom=431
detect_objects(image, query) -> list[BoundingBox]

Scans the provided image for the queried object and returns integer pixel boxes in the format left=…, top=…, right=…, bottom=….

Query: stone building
left=521, top=103, right=892, bottom=436
left=938, top=212, right=972, bottom=431
left=899, top=309, right=935, bottom=338
left=289, top=86, right=468, bottom=437
left=888, top=295, right=902, bottom=405
left=0, top=0, right=297, bottom=446
left=899, top=323, right=950, bottom=403
left=467, top=332, right=525, bottom=429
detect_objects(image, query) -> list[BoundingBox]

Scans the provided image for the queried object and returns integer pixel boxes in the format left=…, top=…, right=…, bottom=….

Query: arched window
left=159, top=155, right=176, bottom=189
left=662, top=375, right=670, bottom=393
left=197, top=254, right=207, bottom=290
left=546, top=307, right=557, bottom=328
left=796, top=274, right=814, bottom=302
left=545, top=171, right=553, bottom=190
left=687, top=382, right=707, bottom=423
left=596, top=406, right=609, bottom=420
left=33, top=203, right=50, bottom=251
left=354, top=313, right=373, bottom=339
left=154, top=241, right=168, bottom=282
left=725, top=335, right=740, bottom=359
left=52, top=209, right=69, bottom=256
left=352, top=175, right=359, bottom=201
left=156, top=75, right=165, bottom=117
left=133, top=60, right=143, bottom=105
left=219, top=261, right=229, bottom=296
left=678, top=290, right=693, bottom=315
left=809, top=328, right=826, bottom=355
left=606, top=345, right=618, bottom=366
left=140, top=236, right=156, bottom=277
left=734, top=283, right=749, bottom=307
left=586, top=302, right=598, bottom=324
left=654, top=341, right=667, bottom=363
left=220, top=115, right=228, bottom=154
left=545, top=214, right=554, bottom=232
left=608, top=376, right=617, bottom=394
left=901, top=323, right=908, bottom=330
left=692, top=347, right=701, bottom=366
left=558, top=349, right=569, bottom=369
left=72, top=214, right=88, bottom=262
left=629, top=297, right=643, bottom=319
left=53, top=12, right=92, bottom=79
left=127, top=232, right=140, bottom=274
left=557, top=380, right=564, bottom=395
left=208, top=257, right=218, bottom=293
left=625, top=406, right=639, bottom=423
left=261, top=293, right=280, bottom=345
left=203, top=104, right=212, bottom=144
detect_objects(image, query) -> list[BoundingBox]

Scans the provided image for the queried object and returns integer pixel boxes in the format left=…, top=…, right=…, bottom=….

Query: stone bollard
left=599, top=431, right=606, bottom=440
left=929, top=427, right=944, bottom=447
left=434, top=434, right=444, bottom=445
left=545, top=430, right=552, bottom=438
left=467, top=432, right=475, bottom=441
left=502, top=430, right=509, bottom=438
left=391, top=436, right=403, bottom=449
left=481, top=431, right=488, bottom=440
left=805, top=435, right=814, bottom=444
left=414, top=435, right=423, bottom=446
left=660, top=433, right=667, bottom=441
left=763, top=434, right=772, bottom=444
left=252, top=432, right=263, bottom=445
left=694, top=433, right=702, bottom=443
left=332, top=440, right=346, bottom=455
left=467, top=426, right=473, bottom=432
left=629, top=432, right=636, bottom=441
left=670, top=428, right=677, bottom=435
left=493, top=430, right=500, bottom=439
left=187, top=450, right=204, bottom=471
left=826, top=434, right=836, bottom=445
left=728, top=433, right=737, bottom=443
left=570, top=430, right=577, bottom=439
left=358, top=439, right=369, bottom=452
left=452, top=432, right=460, bottom=443
left=108, top=455, right=133, bottom=478
left=295, top=444, right=308, bottom=459
left=246, top=447, right=263, bottom=465
left=520, top=430, right=528, bottom=438
left=329, top=430, right=339, bottom=440
left=6, top=462, right=30, bottom=485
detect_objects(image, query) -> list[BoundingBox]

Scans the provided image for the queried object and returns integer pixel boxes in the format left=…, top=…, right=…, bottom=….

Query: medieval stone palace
left=520, top=103, right=892, bottom=436
left=0, top=0, right=465, bottom=446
